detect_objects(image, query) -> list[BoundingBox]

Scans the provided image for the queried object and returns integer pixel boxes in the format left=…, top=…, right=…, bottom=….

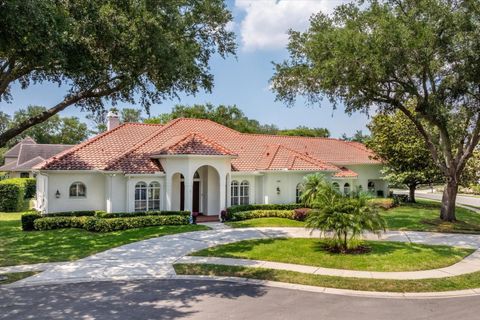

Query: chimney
left=107, top=108, right=120, bottom=131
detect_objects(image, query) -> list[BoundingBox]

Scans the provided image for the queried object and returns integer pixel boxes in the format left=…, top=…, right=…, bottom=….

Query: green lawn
left=227, top=201, right=480, bottom=234
left=0, top=212, right=209, bottom=267
left=0, top=272, right=37, bottom=286
left=226, top=217, right=305, bottom=228
left=174, top=263, right=480, bottom=293
left=191, top=238, right=473, bottom=272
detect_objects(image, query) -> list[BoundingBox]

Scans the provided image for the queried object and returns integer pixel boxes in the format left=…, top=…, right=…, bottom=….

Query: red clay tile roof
left=155, top=132, right=237, bottom=156
left=37, top=118, right=379, bottom=173
left=332, top=166, right=359, bottom=178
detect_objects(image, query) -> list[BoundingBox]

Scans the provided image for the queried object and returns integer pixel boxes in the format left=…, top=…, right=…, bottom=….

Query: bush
left=226, top=204, right=303, bottom=218
left=21, top=211, right=42, bottom=231
left=24, top=179, right=37, bottom=199
left=368, top=198, right=395, bottom=210
left=33, top=216, right=91, bottom=231
left=83, top=215, right=189, bottom=232
left=229, top=210, right=296, bottom=221
left=95, top=210, right=190, bottom=219
left=0, top=178, right=35, bottom=212
left=293, top=208, right=311, bottom=221
left=44, top=210, right=100, bottom=217
left=31, top=214, right=189, bottom=232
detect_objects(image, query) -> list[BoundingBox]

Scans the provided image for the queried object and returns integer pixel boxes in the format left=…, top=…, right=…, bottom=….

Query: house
left=0, top=137, right=73, bottom=179
left=34, top=111, right=387, bottom=215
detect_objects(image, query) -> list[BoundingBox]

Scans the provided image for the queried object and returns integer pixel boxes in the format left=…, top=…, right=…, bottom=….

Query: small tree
left=299, top=174, right=386, bottom=252
left=367, top=110, right=443, bottom=202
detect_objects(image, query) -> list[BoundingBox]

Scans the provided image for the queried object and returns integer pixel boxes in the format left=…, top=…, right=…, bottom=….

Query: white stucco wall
left=45, top=172, right=106, bottom=213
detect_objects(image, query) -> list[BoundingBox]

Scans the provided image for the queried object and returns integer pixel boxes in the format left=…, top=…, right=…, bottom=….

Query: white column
left=165, top=174, right=172, bottom=210
left=184, top=175, right=193, bottom=212
left=226, top=173, right=231, bottom=208
left=106, top=174, right=113, bottom=213
left=219, top=172, right=226, bottom=218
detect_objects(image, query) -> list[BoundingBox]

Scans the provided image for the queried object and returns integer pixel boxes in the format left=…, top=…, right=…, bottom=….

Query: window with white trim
left=240, top=180, right=250, bottom=205
left=134, top=182, right=147, bottom=211
left=332, top=182, right=340, bottom=193
left=148, top=181, right=161, bottom=211
left=231, top=180, right=239, bottom=206
left=69, top=182, right=86, bottom=198
left=296, top=183, right=302, bottom=203
left=344, top=183, right=351, bottom=196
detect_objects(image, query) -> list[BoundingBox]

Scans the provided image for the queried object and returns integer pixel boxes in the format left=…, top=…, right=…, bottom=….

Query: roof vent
left=107, top=108, right=120, bottom=131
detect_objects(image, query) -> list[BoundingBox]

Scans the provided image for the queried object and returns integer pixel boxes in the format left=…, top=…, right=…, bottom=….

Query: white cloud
left=235, top=0, right=348, bottom=51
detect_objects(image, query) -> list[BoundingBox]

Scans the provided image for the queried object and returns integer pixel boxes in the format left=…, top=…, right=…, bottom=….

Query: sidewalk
left=8, top=228, right=480, bottom=287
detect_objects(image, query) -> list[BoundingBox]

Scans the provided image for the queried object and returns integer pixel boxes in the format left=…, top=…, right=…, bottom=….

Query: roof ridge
left=240, top=131, right=366, bottom=144
left=173, top=117, right=242, bottom=135
left=40, top=123, right=130, bottom=169
left=276, top=145, right=339, bottom=170
left=157, top=131, right=237, bottom=156
left=103, top=118, right=184, bottom=170
left=266, top=145, right=281, bottom=170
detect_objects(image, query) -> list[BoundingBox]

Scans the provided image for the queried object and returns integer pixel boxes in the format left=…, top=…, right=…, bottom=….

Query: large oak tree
left=0, top=0, right=235, bottom=146
left=271, top=0, right=480, bottom=221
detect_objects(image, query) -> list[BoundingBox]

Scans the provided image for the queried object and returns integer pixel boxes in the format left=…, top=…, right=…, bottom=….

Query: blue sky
left=0, top=0, right=368, bottom=138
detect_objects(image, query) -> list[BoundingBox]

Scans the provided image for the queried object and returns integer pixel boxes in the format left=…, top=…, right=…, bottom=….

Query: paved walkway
left=7, top=228, right=480, bottom=288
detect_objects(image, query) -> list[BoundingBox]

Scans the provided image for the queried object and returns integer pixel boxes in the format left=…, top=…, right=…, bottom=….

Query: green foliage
left=32, top=214, right=189, bottom=232
left=277, top=126, right=330, bottom=137
left=21, top=212, right=42, bottom=231
left=341, top=130, right=370, bottom=143
left=367, top=110, right=443, bottom=196
left=298, top=173, right=341, bottom=208
left=44, top=211, right=99, bottom=217
left=120, top=108, right=143, bottom=123
left=229, top=210, right=296, bottom=222
left=6, top=106, right=90, bottom=146
left=0, top=178, right=35, bottom=212
left=306, top=194, right=387, bottom=252
left=226, top=204, right=303, bottom=217
left=0, top=0, right=236, bottom=146
left=23, top=178, right=36, bottom=199
left=95, top=210, right=190, bottom=219
left=271, top=0, right=480, bottom=221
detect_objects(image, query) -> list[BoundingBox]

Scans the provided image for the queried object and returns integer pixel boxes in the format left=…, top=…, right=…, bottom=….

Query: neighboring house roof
left=37, top=118, right=379, bottom=174
left=0, top=138, right=73, bottom=172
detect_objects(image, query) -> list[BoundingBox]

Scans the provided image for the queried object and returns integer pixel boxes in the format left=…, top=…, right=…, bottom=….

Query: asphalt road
left=395, top=190, right=480, bottom=208
left=2, top=279, right=480, bottom=320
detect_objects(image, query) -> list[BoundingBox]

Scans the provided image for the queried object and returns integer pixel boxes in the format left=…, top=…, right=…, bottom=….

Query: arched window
left=69, top=182, right=86, bottom=198
left=344, top=183, right=351, bottom=196
left=296, top=183, right=302, bottom=204
left=134, top=182, right=147, bottom=211
left=240, top=181, right=250, bottom=205
left=230, top=180, right=239, bottom=206
left=332, top=182, right=340, bottom=193
left=368, top=181, right=375, bottom=193
left=148, top=182, right=161, bottom=211
left=193, top=171, right=200, bottom=179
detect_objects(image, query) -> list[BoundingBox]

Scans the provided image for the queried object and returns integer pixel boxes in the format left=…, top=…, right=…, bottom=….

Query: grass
left=0, top=212, right=209, bottom=267
left=174, top=264, right=480, bottom=293
left=226, top=217, right=305, bottom=228
left=227, top=200, right=480, bottom=234
left=0, top=272, right=37, bottom=286
left=191, top=238, right=473, bottom=272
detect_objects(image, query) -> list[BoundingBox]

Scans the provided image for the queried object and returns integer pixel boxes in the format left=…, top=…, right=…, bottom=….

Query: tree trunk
left=440, top=177, right=458, bottom=222
left=408, top=184, right=416, bottom=203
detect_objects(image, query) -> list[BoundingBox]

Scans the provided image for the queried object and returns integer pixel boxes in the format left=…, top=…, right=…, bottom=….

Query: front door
left=192, top=181, right=200, bottom=213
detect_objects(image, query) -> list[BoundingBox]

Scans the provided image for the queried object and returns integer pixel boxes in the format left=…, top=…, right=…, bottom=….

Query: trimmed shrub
left=21, top=211, right=42, bottom=231
left=95, top=210, right=190, bottom=219
left=33, top=216, right=91, bottom=231
left=368, top=198, right=395, bottom=210
left=0, top=178, right=35, bottom=212
left=83, top=215, right=189, bottom=232
left=24, top=179, right=37, bottom=199
left=293, top=208, right=311, bottom=221
left=229, top=210, right=296, bottom=221
left=226, top=204, right=304, bottom=218
left=44, top=210, right=100, bottom=217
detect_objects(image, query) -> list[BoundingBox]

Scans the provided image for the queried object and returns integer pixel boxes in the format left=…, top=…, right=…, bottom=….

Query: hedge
left=229, top=210, right=297, bottom=221
left=21, top=211, right=42, bottom=231
left=226, top=204, right=304, bottom=217
left=32, top=215, right=189, bottom=232
left=0, top=178, right=36, bottom=212
left=44, top=210, right=100, bottom=217
left=95, top=210, right=190, bottom=219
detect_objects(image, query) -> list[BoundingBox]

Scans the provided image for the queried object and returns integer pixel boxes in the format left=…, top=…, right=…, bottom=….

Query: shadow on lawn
left=0, top=279, right=268, bottom=320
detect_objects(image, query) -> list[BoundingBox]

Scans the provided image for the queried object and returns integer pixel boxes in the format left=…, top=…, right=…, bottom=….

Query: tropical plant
left=299, top=173, right=341, bottom=208
left=306, top=193, right=386, bottom=253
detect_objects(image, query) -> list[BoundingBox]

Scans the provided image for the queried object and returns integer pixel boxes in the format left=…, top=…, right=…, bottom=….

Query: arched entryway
left=193, top=165, right=220, bottom=215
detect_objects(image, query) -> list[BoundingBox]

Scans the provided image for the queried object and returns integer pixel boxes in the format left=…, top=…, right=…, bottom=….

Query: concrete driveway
left=2, top=279, right=480, bottom=320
